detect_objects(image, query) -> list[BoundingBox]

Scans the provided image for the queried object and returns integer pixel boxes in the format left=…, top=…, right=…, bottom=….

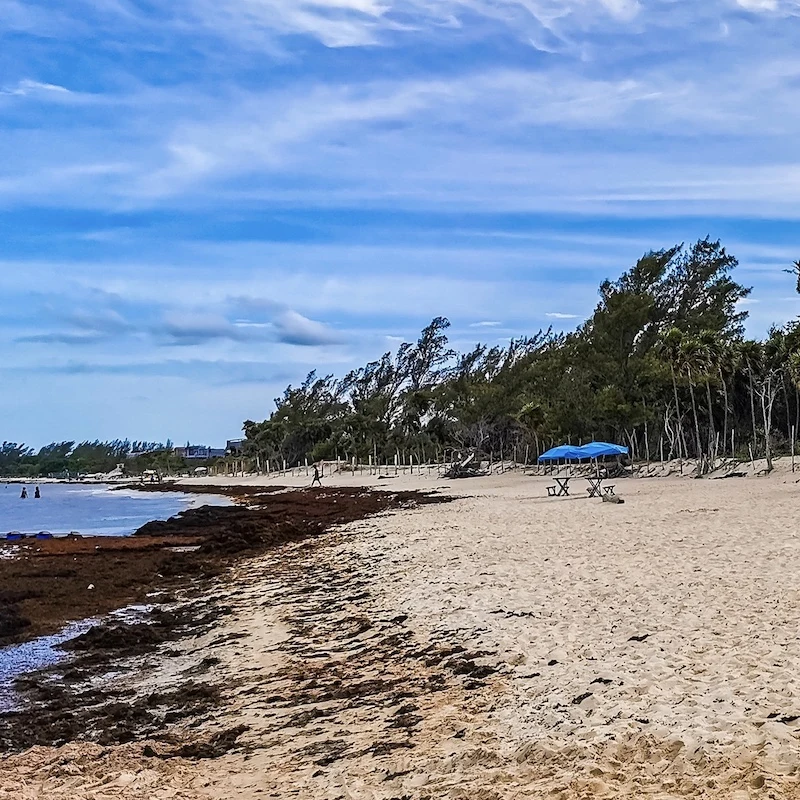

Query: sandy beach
left=3, top=469, right=800, bottom=798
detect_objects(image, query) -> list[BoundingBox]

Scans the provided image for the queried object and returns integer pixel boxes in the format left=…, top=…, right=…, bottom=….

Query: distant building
left=226, top=439, right=245, bottom=455
left=173, top=445, right=225, bottom=460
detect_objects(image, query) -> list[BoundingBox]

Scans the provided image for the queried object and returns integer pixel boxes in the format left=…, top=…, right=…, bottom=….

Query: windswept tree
left=232, top=239, right=800, bottom=475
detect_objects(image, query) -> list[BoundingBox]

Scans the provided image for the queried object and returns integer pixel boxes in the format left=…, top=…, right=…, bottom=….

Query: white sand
left=4, top=471, right=800, bottom=798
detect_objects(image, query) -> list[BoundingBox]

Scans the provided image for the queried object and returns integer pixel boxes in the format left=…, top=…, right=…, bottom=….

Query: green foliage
left=4, top=238, right=797, bottom=475
left=0, top=440, right=183, bottom=478
left=240, top=239, right=799, bottom=470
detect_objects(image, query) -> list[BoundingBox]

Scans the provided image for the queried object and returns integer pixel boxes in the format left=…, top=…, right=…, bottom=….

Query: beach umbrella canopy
left=538, top=444, right=587, bottom=462
left=578, top=442, right=629, bottom=458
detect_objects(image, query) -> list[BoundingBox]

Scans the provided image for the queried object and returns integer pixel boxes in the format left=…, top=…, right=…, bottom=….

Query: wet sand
left=3, top=473, right=800, bottom=798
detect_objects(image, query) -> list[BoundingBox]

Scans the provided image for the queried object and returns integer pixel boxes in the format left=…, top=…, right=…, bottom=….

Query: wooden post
left=524, top=444, right=529, bottom=467
left=748, top=443, right=755, bottom=472
left=659, top=435, right=664, bottom=465
left=792, top=425, right=796, bottom=473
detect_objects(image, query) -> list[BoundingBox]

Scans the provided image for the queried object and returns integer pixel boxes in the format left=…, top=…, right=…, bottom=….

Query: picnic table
left=586, top=476, right=603, bottom=497
left=547, top=476, right=572, bottom=497
left=547, top=476, right=616, bottom=498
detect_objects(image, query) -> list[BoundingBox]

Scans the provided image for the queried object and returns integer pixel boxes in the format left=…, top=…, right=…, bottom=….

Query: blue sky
left=2, top=0, right=800, bottom=447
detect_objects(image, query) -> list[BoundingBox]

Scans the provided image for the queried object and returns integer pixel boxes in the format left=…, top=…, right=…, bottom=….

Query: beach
left=2, top=470, right=800, bottom=798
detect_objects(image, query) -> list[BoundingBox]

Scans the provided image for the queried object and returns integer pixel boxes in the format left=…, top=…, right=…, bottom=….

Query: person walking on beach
left=34, top=486, right=41, bottom=499
left=311, top=464, right=322, bottom=487
left=20, top=486, right=27, bottom=499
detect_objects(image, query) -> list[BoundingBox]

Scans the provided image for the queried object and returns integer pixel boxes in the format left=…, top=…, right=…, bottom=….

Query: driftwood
left=602, top=493, right=625, bottom=504
left=442, top=452, right=488, bottom=479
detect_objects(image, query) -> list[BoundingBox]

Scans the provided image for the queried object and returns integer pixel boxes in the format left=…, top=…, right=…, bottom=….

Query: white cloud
left=470, top=320, right=501, bottom=327
left=273, top=310, right=345, bottom=346
left=159, top=0, right=651, bottom=49
left=0, top=79, right=71, bottom=96
left=735, top=0, right=777, bottom=9
left=546, top=312, right=580, bottom=319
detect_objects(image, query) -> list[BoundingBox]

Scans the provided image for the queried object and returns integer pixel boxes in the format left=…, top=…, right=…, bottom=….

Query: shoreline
left=0, top=487, right=452, bottom=755
left=2, top=450, right=799, bottom=490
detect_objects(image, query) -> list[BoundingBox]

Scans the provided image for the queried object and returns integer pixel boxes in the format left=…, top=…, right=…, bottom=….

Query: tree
left=678, top=336, right=706, bottom=469
left=738, top=340, right=762, bottom=452
left=656, top=329, right=687, bottom=460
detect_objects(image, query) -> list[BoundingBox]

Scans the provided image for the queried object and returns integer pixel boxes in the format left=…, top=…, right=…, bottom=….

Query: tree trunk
left=748, top=367, right=758, bottom=453
left=795, top=386, right=800, bottom=452
left=688, top=375, right=704, bottom=470
left=670, top=364, right=685, bottom=459
left=719, top=368, right=729, bottom=458
left=761, top=385, right=774, bottom=472
left=704, top=379, right=716, bottom=464
left=782, top=374, right=792, bottom=443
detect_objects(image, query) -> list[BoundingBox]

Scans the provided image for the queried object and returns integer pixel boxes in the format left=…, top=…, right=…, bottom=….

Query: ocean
left=0, top=483, right=231, bottom=537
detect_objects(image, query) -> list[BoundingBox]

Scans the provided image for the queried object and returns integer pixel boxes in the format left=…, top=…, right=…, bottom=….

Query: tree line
left=0, top=440, right=180, bottom=478
left=242, top=238, right=800, bottom=475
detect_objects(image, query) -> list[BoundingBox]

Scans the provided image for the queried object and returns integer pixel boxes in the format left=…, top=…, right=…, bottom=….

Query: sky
left=2, top=0, right=800, bottom=448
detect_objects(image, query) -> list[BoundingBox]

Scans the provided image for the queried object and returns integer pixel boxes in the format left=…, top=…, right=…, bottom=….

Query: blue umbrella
left=578, top=442, right=629, bottom=458
left=538, top=445, right=587, bottom=462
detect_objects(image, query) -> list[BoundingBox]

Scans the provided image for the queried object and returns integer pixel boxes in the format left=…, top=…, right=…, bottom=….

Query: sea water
left=0, top=483, right=231, bottom=537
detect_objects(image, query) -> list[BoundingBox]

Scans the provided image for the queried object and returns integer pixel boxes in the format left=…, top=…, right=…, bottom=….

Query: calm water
left=0, top=483, right=230, bottom=537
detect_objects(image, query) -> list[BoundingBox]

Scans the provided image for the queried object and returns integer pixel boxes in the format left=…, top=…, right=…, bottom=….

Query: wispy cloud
left=735, top=0, right=800, bottom=12
left=15, top=332, right=109, bottom=345
left=12, top=288, right=345, bottom=351
left=0, top=79, right=71, bottom=96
